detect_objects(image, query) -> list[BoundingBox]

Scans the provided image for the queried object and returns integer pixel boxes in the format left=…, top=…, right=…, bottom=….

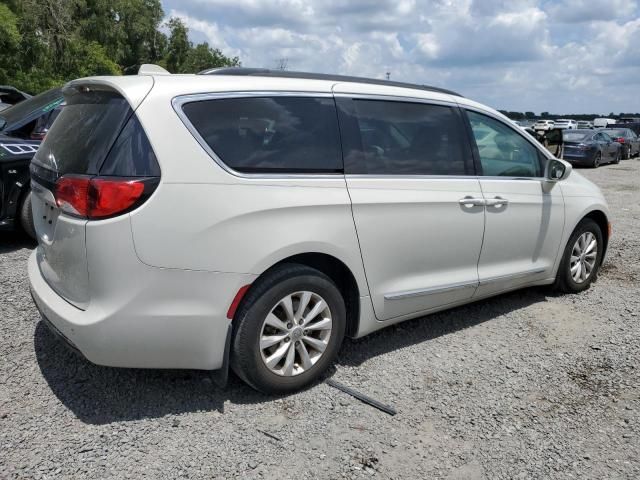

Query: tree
left=165, top=17, right=191, bottom=73
left=525, top=111, right=535, bottom=119
left=181, top=42, right=240, bottom=73
left=0, top=3, right=240, bottom=93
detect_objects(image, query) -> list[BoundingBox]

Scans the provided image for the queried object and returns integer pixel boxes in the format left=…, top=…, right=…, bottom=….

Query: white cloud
left=162, top=0, right=640, bottom=114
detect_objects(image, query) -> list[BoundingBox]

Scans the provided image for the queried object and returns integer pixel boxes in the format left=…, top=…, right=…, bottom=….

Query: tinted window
left=344, top=100, right=469, bottom=175
left=182, top=96, right=342, bottom=173
left=100, top=115, right=160, bottom=177
left=468, top=111, right=542, bottom=177
left=33, top=89, right=133, bottom=177
left=564, top=132, right=591, bottom=142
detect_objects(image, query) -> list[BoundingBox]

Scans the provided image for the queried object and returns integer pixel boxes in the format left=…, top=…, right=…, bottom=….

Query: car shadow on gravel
left=33, top=321, right=271, bottom=425
left=34, top=287, right=550, bottom=425
left=337, top=288, right=549, bottom=367
left=0, top=231, right=36, bottom=253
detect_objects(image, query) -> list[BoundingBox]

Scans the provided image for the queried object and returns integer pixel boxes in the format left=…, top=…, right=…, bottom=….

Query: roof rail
left=138, top=64, right=170, bottom=75
left=198, top=67, right=462, bottom=97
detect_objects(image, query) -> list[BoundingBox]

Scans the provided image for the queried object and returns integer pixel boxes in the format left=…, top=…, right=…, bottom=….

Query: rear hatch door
left=30, top=82, right=150, bottom=308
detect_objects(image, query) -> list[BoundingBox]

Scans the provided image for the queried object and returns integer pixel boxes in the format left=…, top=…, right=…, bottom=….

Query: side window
left=343, top=99, right=470, bottom=175
left=181, top=96, right=342, bottom=173
left=467, top=110, right=542, bottom=177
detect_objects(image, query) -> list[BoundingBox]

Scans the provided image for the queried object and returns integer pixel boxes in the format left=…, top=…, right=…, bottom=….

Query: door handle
left=459, top=197, right=486, bottom=207
left=485, top=196, right=509, bottom=207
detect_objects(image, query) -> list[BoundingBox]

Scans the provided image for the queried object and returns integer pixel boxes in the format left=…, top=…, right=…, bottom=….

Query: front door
left=335, top=92, right=485, bottom=320
left=465, top=110, right=565, bottom=298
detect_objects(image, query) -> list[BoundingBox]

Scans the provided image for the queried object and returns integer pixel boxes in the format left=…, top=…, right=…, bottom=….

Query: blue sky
left=161, top=0, right=640, bottom=114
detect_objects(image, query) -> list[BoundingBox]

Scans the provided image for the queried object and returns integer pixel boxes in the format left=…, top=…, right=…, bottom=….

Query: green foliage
left=1, top=1, right=240, bottom=94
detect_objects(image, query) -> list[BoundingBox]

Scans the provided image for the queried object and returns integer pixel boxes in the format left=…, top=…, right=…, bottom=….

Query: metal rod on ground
left=326, top=379, right=397, bottom=416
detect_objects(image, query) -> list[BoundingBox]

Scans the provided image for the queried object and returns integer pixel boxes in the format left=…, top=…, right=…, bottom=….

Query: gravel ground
left=1, top=159, right=639, bottom=479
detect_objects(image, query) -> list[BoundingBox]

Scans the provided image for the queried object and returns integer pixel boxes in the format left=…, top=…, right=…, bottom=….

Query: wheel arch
left=244, top=252, right=362, bottom=338
left=582, top=209, right=610, bottom=259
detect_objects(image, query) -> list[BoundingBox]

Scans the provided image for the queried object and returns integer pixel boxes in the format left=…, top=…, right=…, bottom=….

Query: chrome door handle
left=485, top=196, right=509, bottom=207
left=459, top=197, right=486, bottom=206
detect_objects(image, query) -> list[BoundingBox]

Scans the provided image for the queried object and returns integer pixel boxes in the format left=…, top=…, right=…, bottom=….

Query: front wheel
left=554, top=218, right=604, bottom=293
left=231, top=264, right=346, bottom=394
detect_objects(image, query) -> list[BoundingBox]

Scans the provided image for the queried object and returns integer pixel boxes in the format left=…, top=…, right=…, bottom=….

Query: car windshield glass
left=0, top=88, right=62, bottom=130
left=563, top=132, right=591, bottom=142
left=605, top=130, right=625, bottom=137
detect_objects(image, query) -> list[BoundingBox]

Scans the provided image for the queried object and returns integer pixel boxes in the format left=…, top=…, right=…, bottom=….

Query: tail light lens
left=55, top=175, right=154, bottom=219
left=615, top=137, right=625, bottom=143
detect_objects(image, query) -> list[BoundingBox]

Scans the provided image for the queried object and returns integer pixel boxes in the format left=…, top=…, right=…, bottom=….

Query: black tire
left=623, top=145, right=631, bottom=160
left=613, top=150, right=621, bottom=164
left=554, top=218, right=604, bottom=294
left=231, top=263, right=346, bottom=394
left=591, top=152, right=601, bottom=168
left=19, top=190, right=36, bottom=240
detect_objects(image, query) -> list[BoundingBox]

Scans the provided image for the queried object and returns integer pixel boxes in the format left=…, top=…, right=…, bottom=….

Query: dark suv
left=0, top=88, right=63, bottom=237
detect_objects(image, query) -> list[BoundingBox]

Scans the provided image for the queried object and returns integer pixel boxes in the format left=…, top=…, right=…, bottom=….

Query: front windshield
left=0, top=88, right=63, bottom=131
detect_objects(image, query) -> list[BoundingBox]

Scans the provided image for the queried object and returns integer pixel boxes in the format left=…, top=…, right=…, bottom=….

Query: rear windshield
left=32, top=88, right=133, bottom=177
left=604, top=129, right=625, bottom=137
left=563, top=132, right=591, bottom=142
left=0, top=88, right=63, bottom=131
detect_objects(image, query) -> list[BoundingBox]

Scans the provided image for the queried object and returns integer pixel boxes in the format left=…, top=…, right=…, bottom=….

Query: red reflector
left=227, top=284, right=251, bottom=319
left=54, top=175, right=146, bottom=219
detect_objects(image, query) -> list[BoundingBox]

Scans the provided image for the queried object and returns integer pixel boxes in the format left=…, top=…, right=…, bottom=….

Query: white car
left=28, top=66, right=611, bottom=393
left=554, top=119, right=578, bottom=130
left=533, top=119, right=555, bottom=131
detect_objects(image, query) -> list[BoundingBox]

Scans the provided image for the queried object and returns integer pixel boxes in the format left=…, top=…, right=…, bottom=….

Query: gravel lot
left=2, top=159, right=639, bottom=479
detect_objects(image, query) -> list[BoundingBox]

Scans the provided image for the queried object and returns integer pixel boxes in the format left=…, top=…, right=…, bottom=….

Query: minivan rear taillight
left=55, top=175, right=155, bottom=219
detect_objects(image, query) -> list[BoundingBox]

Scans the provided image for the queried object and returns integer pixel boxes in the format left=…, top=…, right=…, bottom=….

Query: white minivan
left=29, top=67, right=610, bottom=393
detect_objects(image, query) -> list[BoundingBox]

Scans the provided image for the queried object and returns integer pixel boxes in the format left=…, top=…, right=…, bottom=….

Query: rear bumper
left=563, top=153, right=593, bottom=165
left=29, top=250, right=254, bottom=370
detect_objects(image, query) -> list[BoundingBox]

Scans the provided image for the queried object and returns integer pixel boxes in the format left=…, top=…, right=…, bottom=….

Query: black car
left=603, top=128, right=640, bottom=159
left=0, top=85, right=31, bottom=112
left=0, top=88, right=63, bottom=238
left=562, top=129, right=621, bottom=168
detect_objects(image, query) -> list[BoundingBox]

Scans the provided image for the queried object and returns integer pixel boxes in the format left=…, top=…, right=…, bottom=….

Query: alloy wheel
left=569, top=232, right=598, bottom=284
left=259, top=291, right=332, bottom=377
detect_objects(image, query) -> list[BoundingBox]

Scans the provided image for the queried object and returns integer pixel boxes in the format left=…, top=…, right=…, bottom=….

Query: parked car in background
left=0, top=87, right=64, bottom=238
left=28, top=67, right=610, bottom=394
left=577, top=121, right=593, bottom=129
left=533, top=119, right=555, bottom=131
left=0, top=86, right=31, bottom=112
left=593, top=118, right=617, bottom=129
left=554, top=119, right=578, bottom=130
left=617, top=117, right=640, bottom=124
left=562, top=129, right=621, bottom=167
left=603, top=128, right=640, bottom=159
left=612, top=121, right=640, bottom=136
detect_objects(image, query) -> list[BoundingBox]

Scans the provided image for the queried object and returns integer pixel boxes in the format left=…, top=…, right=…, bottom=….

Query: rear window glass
left=181, top=96, right=342, bottom=173
left=564, top=132, right=591, bottom=142
left=32, top=89, right=132, bottom=176
left=604, top=129, right=625, bottom=137
left=99, top=116, right=160, bottom=177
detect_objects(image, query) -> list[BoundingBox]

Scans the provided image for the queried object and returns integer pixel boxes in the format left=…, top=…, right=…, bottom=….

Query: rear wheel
left=19, top=190, right=36, bottom=240
left=613, top=149, right=621, bottom=164
left=592, top=152, right=601, bottom=168
left=231, top=264, right=346, bottom=394
left=554, top=218, right=603, bottom=293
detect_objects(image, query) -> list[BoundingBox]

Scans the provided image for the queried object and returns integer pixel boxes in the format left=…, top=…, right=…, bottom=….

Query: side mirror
left=545, top=158, right=572, bottom=182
